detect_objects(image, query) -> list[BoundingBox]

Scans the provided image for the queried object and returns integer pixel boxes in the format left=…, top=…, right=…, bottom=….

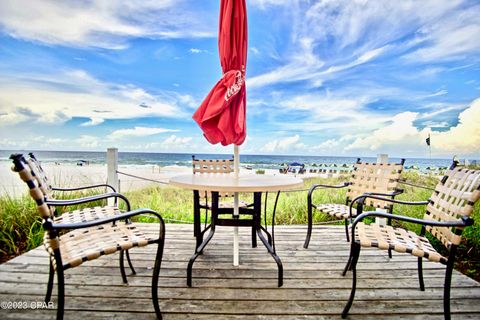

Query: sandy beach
left=0, top=162, right=190, bottom=197
left=1, top=161, right=323, bottom=197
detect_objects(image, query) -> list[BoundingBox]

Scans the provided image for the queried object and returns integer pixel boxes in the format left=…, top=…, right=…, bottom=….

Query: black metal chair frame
left=11, top=154, right=166, bottom=320
left=188, top=190, right=283, bottom=287
left=304, top=158, right=405, bottom=249
left=341, top=162, right=478, bottom=320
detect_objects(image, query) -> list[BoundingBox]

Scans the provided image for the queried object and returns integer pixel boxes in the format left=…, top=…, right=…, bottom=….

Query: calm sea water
left=0, top=150, right=456, bottom=170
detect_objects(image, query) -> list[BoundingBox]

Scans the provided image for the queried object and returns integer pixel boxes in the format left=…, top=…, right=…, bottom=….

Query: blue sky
left=0, top=0, right=479, bottom=158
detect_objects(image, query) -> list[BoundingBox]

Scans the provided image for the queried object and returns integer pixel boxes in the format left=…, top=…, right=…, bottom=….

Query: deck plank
left=0, top=224, right=479, bottom=319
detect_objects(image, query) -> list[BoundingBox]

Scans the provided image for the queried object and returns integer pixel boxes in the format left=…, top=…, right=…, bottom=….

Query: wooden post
left=376, top=154, right=388, bottom=225
left=107, top=148, right=119, bottom=206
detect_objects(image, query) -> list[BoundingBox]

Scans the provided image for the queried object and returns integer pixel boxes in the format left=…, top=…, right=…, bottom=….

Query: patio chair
left=11, top=154, right=166, bottom=320
left=191, top=156, right=255, bottom=249
left=27, top=153, right=137, bottom=287
left=341, top=162, right=479, bottom=319
left=304, top=158, right=405, bottom=249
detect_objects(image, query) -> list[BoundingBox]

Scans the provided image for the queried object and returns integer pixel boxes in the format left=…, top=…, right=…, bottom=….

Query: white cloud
left=422, top=90, right=448, bottom=99
left=0, top=0, right=215, bottom=49
left=248, top=1, right=478, bottom=89
left=262, top=134, right=306, bottom=153
left=75, top=135, right=100, bottom=149
left=163, top=135, right=192, bottom=145
left=405, top=5, right=480, bottom=62
left=345, top=98, right=480, bottom=157
left=142, top=135, right=193, bottom=152
left=80, top=118, right=105, bottom=127
left=109, top=127, right=179, bottom=140
left=189, top=48, right=208, bottom=54
left=0, top=70, right=188, bottom=126
left=345, top=112, right=422, bottom=152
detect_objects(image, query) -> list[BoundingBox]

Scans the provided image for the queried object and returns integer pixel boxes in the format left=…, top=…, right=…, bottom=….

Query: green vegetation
left=1, top=172, right=479, bottom=280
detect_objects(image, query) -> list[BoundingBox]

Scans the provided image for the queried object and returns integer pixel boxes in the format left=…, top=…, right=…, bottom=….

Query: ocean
left=0, top=150, right=456, bottom=171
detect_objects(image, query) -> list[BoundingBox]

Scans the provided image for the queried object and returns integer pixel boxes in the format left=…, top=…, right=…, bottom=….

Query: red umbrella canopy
left=193, top=0, right=247, bottom=146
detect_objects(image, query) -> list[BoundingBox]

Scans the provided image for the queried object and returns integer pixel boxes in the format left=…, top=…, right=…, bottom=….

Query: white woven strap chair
left=304, top=158, right=405, bottom=248
left=27, top=153, right=138, bottom=292
left=341, top=162, right=479, bottom=320
left=11, top=154, right=166, bottom=320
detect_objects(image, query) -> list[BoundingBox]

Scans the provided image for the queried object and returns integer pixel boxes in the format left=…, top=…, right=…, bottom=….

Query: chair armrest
left=350, top=211, right=474, bottom=242
left=363, top=188, right=404, bottom=198
left=308, top=182, right=351, bottom=204
left=52, top=183, right=116, bottom=193
left=46, top=192, right=131, bottom=211
left=353, top=211, right=474, bottom=229
left=352, top=193, right=429, bottom=207
left=46, top=208, right=163, bottom=230
left=348, top=190, right=423, bottom=221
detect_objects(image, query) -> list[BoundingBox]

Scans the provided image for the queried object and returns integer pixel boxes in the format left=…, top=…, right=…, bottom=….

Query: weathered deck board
left=0, top=224, right=479, bottom=319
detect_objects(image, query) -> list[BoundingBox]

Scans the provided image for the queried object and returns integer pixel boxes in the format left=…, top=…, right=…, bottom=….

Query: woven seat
left=53, top=206, right=121, bottom=224
left=11, top=154, right=165, bottom=320
left=305, top=158, right=405, bottom=248
left=355, top=222, right=446, bottom=263
left=48, top=222, right=157, bottom=269
left=342, top=163, right=480, bottom=319
left=316, top=204, right=357, bottom=220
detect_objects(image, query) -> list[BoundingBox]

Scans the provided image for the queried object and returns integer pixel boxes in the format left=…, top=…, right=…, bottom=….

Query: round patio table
left=170, top=173, right=303, bottom=287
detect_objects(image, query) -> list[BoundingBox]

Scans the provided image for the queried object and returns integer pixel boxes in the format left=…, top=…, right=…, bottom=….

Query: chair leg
left=152, top=238, right=165, bottom=319
left=304, top=203, right=313, bottom=249
left=56, top=265, right=65, bottom=320
left=342, top=250, right=353, bottom=276
left=45, top=259, right=54, bottom=303
left=119, top=250, right=128, bottom=283
left=418, top=257, right=425, bottom=291
left=125, top=250, right=136, bottom=275
left=342, top=243, right=361, bottom=319
left=444, top=259, right=455, bottom=320
left=251, top=225, right=257, bottom=248
left=344, top=219, right=350, bottom=242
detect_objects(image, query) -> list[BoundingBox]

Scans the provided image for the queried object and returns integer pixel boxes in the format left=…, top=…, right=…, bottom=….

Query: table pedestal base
left=187, top=191, right=283, bottom=287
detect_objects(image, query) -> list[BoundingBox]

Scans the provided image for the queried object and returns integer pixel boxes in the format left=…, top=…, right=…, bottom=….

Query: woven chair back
left=192, top=158, right=234, bottom=174
left=192, top=157, right=234, bottom=198
left=425, top=166, right=480, bottom=248
left=347, top=161, right=404, bottom=209
left=26, top=154, right=54, bottom=199
left=11, top=154, right=55, bottom=219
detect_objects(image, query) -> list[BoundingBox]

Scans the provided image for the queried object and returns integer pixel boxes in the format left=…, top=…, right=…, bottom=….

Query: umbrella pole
left=233, top=144, right=240, bottom=266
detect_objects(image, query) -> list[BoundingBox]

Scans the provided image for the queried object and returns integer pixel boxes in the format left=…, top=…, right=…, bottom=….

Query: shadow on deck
left=1, top=224, right=479, bottom=319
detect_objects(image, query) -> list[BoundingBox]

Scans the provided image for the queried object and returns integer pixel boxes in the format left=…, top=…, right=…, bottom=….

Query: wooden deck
left=1, top=224, right=479, bottom=319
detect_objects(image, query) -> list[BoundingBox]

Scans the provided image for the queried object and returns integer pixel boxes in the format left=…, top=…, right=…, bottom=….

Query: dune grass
left=1, top=172, right=478, bottom=280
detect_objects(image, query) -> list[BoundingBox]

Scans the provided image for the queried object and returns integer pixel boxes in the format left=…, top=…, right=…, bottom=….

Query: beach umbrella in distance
left=289, top=162, right=304, bottom=166
left=192, top=0, right=247, bottom=267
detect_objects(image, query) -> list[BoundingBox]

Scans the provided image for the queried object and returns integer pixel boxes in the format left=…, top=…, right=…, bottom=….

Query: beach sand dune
left=0, top=162, right=190, bottom=197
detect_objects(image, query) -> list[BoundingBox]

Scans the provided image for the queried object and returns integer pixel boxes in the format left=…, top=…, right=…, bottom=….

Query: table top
left=169, top=173, right=304, bottom=193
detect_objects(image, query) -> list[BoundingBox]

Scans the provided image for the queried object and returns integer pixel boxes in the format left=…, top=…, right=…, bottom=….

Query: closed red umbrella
left=193, top=0, right=247, bottom=147
left=192, top=0, right=248, bottom=266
